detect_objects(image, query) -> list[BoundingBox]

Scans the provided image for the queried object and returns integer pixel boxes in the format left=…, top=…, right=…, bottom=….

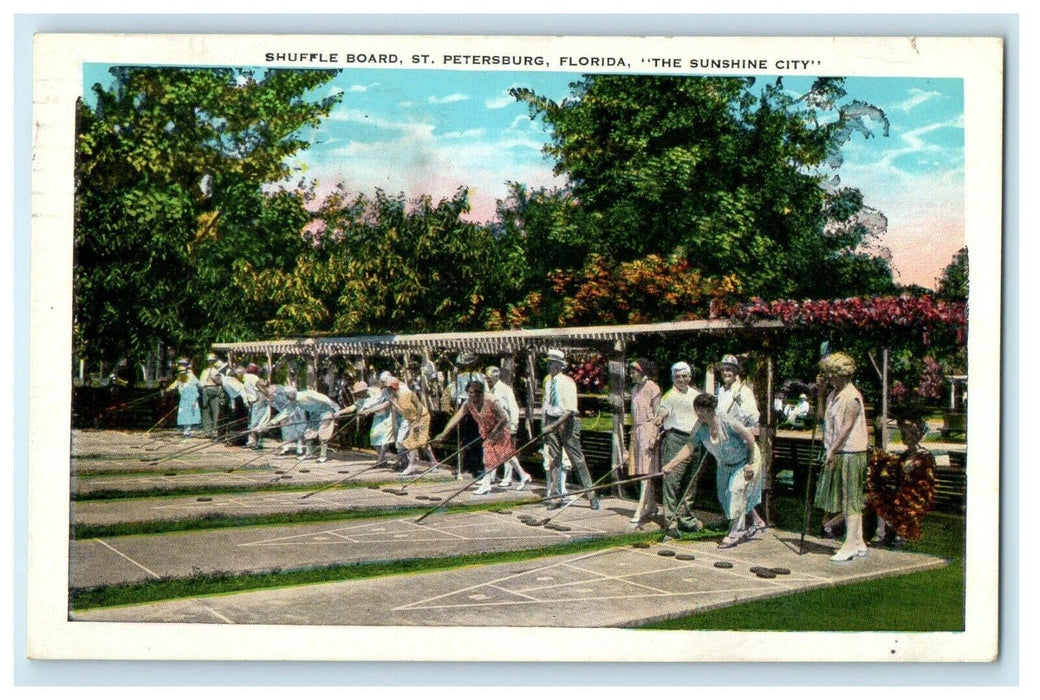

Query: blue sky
left=83, top=66, right=964, bottom=288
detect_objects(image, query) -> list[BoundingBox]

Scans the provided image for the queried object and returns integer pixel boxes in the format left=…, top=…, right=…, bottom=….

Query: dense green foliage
left=510, top=76, right=897, bottom=301
left=75, top=67, right=341, bottom=365
left=937, top=246, right=969, bottom=301
left=234, top=187, right=523, bottom=336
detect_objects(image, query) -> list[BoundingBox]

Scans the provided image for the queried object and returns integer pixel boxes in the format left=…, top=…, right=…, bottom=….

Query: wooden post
left=524, top=350, right=539, bottom=444
left=759, top=351, right=776, bottom=524
left=306, top=352, right=318, bottom=390
left=608, top=341, right=627, bottom=499
left=266, top=352, right=273, bottom=382
left=880, top=347, right=890, bottom=451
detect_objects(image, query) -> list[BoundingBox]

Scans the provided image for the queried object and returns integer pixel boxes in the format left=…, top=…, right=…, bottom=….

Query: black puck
left=750, top=566, right=769, bottom=574
left=633, top=542, right=652, bottom=549
left=338, top=470, right=350, bottom=474
left=770, top=567, right=791, bottom=575
left=274, top=470, right=285, bottom=474
left=367, top=485, right=380, bottom=490
left=299, top=468, right=310, bottom=473
left=494, top=509, right=513, bottom=515
left=714, top=561, right=734, bottom=569
left=163, top=471, right=177, bottom=476
left=657, top=549, right=676, bottom=557
left=427, top=496, right=441, bottom=502
left=675, top=553, right=696, bottom=561
left=196, top=497, right=212, bottom=502
left=755, top=570, right=777, bottom=579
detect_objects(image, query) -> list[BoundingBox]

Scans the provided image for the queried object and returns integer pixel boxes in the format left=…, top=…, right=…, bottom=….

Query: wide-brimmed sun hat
left=456, top=352, right=478, bottom=366
left=545, top=349, right=566, bottom=365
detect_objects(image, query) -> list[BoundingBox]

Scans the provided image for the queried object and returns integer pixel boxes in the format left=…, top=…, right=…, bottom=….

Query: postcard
left=29, top=33, right=1002, bottom=662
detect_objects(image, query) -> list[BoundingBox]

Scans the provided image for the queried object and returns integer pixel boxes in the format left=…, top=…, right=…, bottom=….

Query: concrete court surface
left=72, top=475, right=542, bottom=527
left=72, top=532, right=947, bottom=627
left=70, top=498, right=671, bottom=588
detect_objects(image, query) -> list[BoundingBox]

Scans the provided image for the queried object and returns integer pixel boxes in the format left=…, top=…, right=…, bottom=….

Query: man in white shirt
left=486, top=365, right=533, bottom=489
left=542, top=349, right=599, bottom=510
left=655, top=361, right=704, bottom=536
left=198, top=353, right=228, bottom=438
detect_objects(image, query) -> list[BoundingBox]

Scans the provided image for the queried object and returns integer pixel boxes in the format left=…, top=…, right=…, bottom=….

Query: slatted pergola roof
left=212, top=318, right=786, bottom=358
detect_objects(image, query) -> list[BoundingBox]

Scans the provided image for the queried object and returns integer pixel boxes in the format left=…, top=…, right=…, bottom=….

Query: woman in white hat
left=337, top=380, right=396, bottom=466
left=715, top=354, right=767, bottom=534
left=715, top=355, right=760, bottom=430
left=163, top=360, right=201, bottom=437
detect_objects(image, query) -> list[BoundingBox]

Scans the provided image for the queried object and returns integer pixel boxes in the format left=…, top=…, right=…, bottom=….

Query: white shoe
left=317, top=457, right=327, bottom=464
left=515, top=475, right=531, bottom=490
left=630, top=513, right=642, bottom=524
left=474, top=485, right=492, bottom=496
left=497, top=481, right=512, bottom=488
left=830, top=547, right=860, bottom=562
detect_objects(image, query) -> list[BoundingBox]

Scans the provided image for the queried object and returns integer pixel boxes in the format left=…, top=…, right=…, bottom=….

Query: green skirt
left=815, top=452, right=868, bottom=514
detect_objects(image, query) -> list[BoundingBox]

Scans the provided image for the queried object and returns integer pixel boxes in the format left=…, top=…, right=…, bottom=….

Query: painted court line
left=560, top=563, right=676, bottom=595
left=92, top=538, right=162, bottom=579
left=393, top=548, right=618, bottom=611
left=196, top=601, right=236, bottom=624
left=487, top=583, right=541, bottom=602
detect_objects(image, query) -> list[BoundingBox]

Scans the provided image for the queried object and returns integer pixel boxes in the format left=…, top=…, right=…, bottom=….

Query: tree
left=234, top=188, right=520, bottom=337
left=510, top=76, right=897, bottom=301
left=936, top=246, right=968, bottom=301
left=75, top=67, right=341, bottom=370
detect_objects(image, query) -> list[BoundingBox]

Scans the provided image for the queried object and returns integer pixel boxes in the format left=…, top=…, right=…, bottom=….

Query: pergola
left=213, top=318, right=789, bottom=488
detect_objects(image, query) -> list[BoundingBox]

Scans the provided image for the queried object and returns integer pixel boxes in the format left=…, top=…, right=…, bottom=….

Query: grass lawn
left=642, top=496, right=966, bottom=632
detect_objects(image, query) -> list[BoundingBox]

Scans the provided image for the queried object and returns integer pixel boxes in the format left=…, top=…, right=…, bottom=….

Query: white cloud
left=876, top=118, right=963, bottom=170
left=347, top=82, right=380, bottom=93
left=428, top=93, right=470, bottom=104
left=895, top=88, right=942, bottom=112
left=443, top=128, right=487, bottom=139
left=485, top=93, right=516, bottom=109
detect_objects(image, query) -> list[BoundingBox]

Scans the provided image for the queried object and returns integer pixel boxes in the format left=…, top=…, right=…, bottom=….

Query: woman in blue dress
left=337, top=381, right=396, bottom=465
left=164, top=362, right=201, bottom=437
left=661, top=393, right=762, bottom=548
